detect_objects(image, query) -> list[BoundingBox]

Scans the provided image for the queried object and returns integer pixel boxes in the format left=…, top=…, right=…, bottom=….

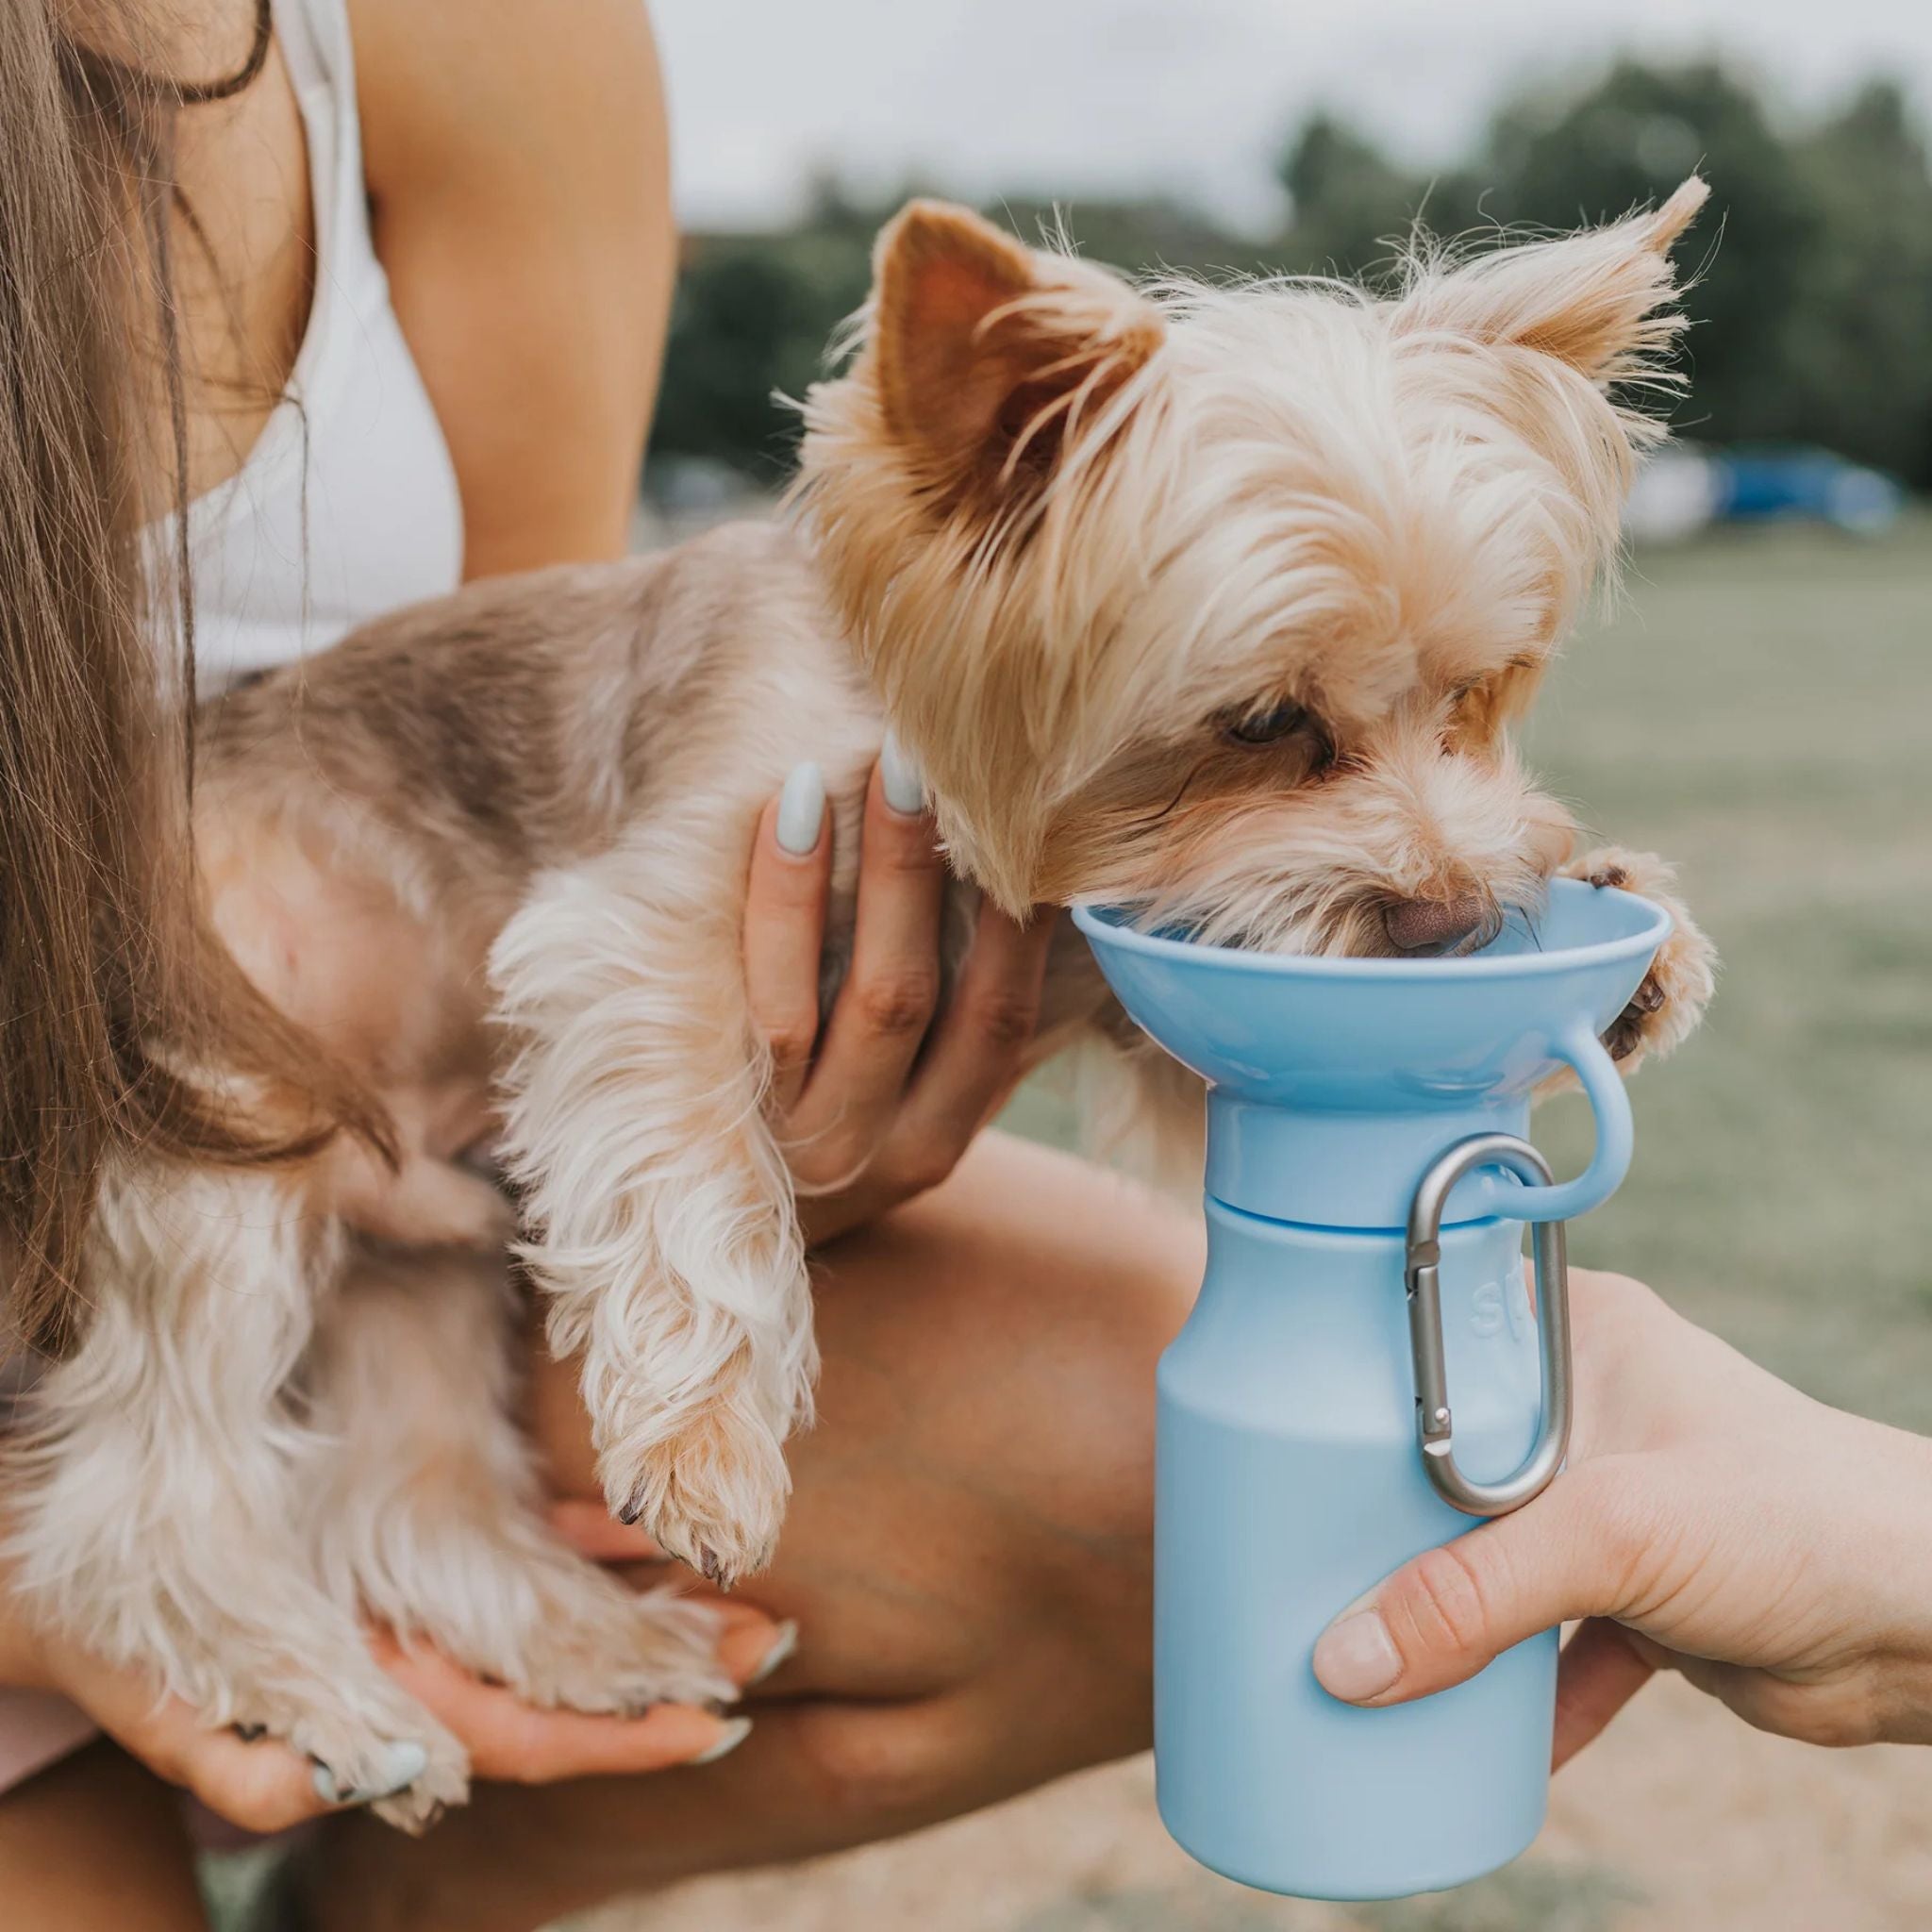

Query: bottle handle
left=1407, top=1134, right=1573, bottom=1518
left=1461, top=1018, right=1631, bottom=1225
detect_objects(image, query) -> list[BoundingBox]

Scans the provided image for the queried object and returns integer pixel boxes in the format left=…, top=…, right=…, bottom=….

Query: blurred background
left=622, top=3, right=1932, bottom=1926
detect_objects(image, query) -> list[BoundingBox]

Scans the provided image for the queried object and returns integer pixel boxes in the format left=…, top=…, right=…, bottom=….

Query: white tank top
left=172, top=0, right=464, bottom=695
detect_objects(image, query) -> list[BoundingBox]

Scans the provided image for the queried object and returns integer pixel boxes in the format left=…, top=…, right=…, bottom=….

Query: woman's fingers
left=38, top=1579, right=780, bottom=1830
left=720, top=1606, right=800, bottom=1688
left=1312, top=1464, right=1636, bottom=1707
left=788, top=744, right=944, bottom=1167
left=367, top=1635, right=755, bottom=1781
left=64, top=1655, right=331, bottom=1834
left=882, top=898, right=1056, bottom=1187
left=546, top=1499, right=665, bottom=1564
left=743, top=743, right=1053, bottom=1240
left=744, top=769, right=833, bottom=1114
left=1552, top=1618, right=1659, bottom=1767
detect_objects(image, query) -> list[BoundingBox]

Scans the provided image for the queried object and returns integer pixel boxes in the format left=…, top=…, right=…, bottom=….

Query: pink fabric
left=0, top=1690, right=99, bottom=1792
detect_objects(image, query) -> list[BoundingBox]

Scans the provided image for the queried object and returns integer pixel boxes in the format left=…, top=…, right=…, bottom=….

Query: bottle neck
left=1205, top=1089, right=1532, bottom=1232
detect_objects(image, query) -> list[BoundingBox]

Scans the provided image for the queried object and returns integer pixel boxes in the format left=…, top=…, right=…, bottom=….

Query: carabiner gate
left=1405, top=1134, right=1573, bottom=1518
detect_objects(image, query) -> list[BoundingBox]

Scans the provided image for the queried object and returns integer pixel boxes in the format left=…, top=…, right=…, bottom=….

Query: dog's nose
left=1383, top=892, right=1489, bottom=957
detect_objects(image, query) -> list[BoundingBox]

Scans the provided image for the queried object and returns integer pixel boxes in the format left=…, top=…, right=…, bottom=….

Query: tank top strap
left=271, top=0, right=379, bottom=294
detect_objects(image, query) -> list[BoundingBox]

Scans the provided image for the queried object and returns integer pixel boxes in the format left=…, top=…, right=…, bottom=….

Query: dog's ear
left=1394, top=176, right=1708, bottom=384
left=868, top=200, right=1165, bottom=502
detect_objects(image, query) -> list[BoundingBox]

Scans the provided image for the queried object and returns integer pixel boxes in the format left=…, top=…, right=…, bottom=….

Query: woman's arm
left=351, top=0, right=674, bottom=575
left=1313, top=1269, right=1932, bottom=1761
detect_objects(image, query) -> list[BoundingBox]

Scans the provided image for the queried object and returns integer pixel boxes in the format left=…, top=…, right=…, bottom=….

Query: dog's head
left=796, top=181, right=1707, bottom=954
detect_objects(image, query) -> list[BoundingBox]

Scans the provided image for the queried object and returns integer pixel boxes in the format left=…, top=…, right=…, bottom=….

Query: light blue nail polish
left=312, top=1739, right=428, bottom=1807
left=775, top=761, right=825, bottom=856
left=880, top=730, right=925, bottom=815
left=690, top=1715, right=754, bottom=1766
left=747, top=1619, right=799, bottom=1687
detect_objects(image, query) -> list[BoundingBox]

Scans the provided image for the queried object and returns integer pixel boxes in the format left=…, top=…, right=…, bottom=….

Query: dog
left=4, top=185, right=1716, bottom=1827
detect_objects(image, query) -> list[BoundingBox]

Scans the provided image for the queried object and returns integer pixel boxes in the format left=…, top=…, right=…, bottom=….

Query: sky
left=653, top=0, right=1932, bottom=234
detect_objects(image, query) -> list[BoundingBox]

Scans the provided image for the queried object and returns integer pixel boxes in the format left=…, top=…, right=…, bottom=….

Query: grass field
left=1522, top=514, right=1932, bottom=1428
left=1007, top=511, right=1932, bottom=1428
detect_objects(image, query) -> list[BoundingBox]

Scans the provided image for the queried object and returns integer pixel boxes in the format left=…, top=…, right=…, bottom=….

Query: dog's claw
left=1603, top=978, right=1667, bottom=1061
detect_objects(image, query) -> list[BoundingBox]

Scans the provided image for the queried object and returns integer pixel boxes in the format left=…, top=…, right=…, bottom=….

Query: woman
left=6, top=7, right=1932, bottom=1931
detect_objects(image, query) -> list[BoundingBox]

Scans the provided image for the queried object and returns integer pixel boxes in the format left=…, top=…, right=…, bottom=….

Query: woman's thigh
left=0, top=1740, right=209, bottom=1931
left=308, top=1133, right=1201, bottom=1932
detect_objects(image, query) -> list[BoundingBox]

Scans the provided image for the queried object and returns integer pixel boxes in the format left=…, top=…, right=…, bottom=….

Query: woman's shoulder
left=348, top=0, right=664, bottom=207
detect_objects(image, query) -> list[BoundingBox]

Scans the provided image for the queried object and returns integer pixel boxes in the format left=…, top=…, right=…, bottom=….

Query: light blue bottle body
left=1074, top=880, right=1673, bottom=1902
left=1158, top=1202, right=1552, bottom=1897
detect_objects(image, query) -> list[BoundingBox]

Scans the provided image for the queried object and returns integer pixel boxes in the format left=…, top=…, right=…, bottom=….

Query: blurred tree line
left=650, top=59, right=1932, bottom=491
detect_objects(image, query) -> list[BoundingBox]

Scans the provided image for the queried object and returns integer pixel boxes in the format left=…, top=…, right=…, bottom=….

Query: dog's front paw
left=509, top=1583, right=735, bottom=1715
left=1563, top=847, right=1716, bottom=1072
left=366, top=1732, right=471, bottom=1836
left=426, top=1540, right=737, bottom=1713
left=603, top=1400, right=791, bottom=1591
left=233, top=1680, right=469, bottom=1835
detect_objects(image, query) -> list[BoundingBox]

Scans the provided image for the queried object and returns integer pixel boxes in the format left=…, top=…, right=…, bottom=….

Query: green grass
left=1525, top=514, right=1932, bottom=1428
left=1009, top=513, right=1932, bottom=1431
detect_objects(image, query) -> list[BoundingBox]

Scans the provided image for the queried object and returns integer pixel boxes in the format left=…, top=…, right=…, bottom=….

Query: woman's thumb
left=1311, top=1474, right=1620, bottom=1705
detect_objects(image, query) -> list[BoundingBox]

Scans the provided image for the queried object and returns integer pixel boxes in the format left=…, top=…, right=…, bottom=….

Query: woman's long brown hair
left=2, top=0, right=391, bottom=1354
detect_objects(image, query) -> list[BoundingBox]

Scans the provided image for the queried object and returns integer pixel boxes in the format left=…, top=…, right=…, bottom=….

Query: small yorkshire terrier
left=7, top=186, right=1715, bottom=1825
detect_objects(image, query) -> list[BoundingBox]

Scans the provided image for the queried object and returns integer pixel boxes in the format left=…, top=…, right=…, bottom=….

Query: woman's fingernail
left=1312, top=1608, right=1402, bottom=1703
left=775, top=761, right=826, bottom=856
left=747, top=1619, right=799, bottom=1687
left=689, top=1715, right=754, bottom=1766
left=312, top=1739, right=427, bottom=1807
left=879, top=730, right=925, bottom=815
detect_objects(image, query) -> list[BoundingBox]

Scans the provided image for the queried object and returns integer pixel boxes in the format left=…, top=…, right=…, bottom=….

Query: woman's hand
left=0, top=1541, right=784, bottom=1836
left=1312, top=1269, right=1932, bottom=1763
left=744, top=741, right=1057, bottom=1246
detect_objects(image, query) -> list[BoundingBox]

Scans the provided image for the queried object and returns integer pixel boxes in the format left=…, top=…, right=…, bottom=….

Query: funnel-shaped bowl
left=1074, top=879, right=1669, bottom=1228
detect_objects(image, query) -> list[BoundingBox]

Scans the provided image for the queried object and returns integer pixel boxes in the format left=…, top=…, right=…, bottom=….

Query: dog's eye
left=1221, top=702, right=1312, bottom=748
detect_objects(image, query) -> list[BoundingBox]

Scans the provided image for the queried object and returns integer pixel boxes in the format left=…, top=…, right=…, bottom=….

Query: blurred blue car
left=1624, top=443, right=1905, bottom=541
left=1718, top=445, right=1905, bottom=535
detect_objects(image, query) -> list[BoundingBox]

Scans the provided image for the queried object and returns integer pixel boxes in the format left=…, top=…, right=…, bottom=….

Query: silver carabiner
left=1405, top=1133, right=1572, bottom=1518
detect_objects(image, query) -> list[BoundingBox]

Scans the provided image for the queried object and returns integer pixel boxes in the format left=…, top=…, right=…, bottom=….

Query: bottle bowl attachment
left=1074, top=878, right=1671, bottom=1227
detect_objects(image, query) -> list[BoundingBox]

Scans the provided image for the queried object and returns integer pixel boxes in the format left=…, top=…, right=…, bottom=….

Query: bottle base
left=1158, top=1793, right=1543, bottom=1904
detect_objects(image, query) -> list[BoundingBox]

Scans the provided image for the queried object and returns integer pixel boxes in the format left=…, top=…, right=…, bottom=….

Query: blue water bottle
left=1074, top=879, right=1673, bottom=1901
